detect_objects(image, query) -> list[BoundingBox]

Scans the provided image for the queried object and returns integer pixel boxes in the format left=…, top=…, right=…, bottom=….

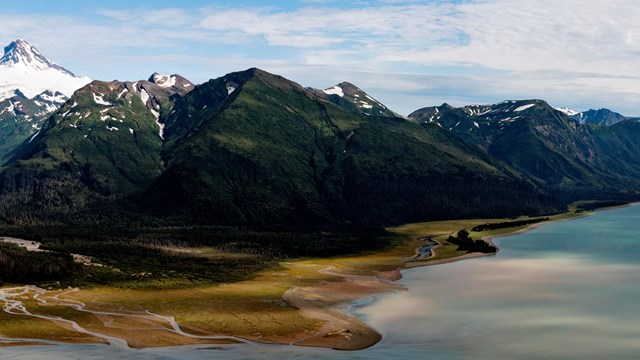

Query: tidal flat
left=0, top=209, right=607, bottom=357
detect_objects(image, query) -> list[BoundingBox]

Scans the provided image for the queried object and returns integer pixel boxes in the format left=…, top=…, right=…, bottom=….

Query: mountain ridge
left=0, top=68, right=565, bottom=227
left=0, top=54, right=637, bottom=228
left=409, top=100, right=640, bottom=200
left=307, top=81, right=400, bottom=118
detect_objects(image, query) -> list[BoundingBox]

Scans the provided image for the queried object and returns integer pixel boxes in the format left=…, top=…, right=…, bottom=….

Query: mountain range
left=0, top=38, right=639, bottom=229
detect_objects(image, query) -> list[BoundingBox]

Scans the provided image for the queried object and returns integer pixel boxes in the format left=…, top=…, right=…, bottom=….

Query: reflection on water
left=3, top=205, right=640, bottom=359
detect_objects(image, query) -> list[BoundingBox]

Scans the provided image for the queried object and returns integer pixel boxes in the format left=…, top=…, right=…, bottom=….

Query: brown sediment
left=0, top=208, right=620, bottom=351
left=282, top=269, right=403, bottom=350
left=280, top=211, right=603, bottom=350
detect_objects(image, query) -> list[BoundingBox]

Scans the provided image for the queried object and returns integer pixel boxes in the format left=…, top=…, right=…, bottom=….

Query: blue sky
left=2, top=0, right=640, bottom=115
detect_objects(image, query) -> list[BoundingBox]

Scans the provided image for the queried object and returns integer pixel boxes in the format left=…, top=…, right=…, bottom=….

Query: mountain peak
left=1, top=38, right=75, bottom=76
left=147, top=72, right=194, bottom=92
left=312, top=80, right=398, bottom=117
left=148, top=72, right=176, bottom=88
left=0, top=38, right=91, bottom=100
left=574, top=108, right=631, bottom=126
left=222, top=68, right=303, bottom=92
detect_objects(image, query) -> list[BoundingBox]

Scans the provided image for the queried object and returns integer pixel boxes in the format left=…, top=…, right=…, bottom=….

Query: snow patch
left=38, top=92, right=66, bottom=103
left=149, top=108, right=164, bottom=139
left=323, top=85, right=344, bottom=97
left=93, top=93, right=112, bottom=106
left=514, top=104, right=535, bottom=112
left=28, top=130, right=40, bottom=143
left=555, top=107, right=579, bottom=116
left=140, top=88, right=150, bottom=105
left=1, top=101, right=15, bottom=115
left=151, top=73, right=176, bottom=88
left=117, top=88, right=128, bottom=99
left=0, top=66, right=91, bottom=100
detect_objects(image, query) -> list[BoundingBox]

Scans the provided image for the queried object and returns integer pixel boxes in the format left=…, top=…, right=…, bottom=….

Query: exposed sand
left=281, top=212, right=600, bottom=350
left=283, top=267, right=404, bottom=350
left=0, top=209, right=615, bottom=351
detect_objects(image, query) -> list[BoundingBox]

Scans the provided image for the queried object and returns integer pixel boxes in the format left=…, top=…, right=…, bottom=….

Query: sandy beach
left=280, top=211, right=602, bottom=350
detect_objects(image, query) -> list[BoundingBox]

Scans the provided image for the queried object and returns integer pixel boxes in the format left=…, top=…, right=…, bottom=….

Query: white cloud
left=1, top=1, right=640, bottom=115
left=100, top=8, right=192, bottom=27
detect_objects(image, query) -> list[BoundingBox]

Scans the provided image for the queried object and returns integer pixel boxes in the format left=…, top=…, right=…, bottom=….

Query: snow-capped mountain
left=569, top=108, right=638, bottom=126
left=0, top=38, right=90, bottom=101
left=553, top=106, right=638, bottom=126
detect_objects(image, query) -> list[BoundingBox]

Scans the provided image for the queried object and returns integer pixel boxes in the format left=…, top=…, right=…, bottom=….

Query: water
left=3, top=205, right=640, bottom=359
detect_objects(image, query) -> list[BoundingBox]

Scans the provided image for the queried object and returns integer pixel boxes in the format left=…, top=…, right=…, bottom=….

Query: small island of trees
left=447, top=230, right=496, bottom=253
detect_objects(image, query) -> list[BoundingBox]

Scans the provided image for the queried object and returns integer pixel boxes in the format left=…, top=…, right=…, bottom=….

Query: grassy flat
left=0, top=210, right=587, bottom=348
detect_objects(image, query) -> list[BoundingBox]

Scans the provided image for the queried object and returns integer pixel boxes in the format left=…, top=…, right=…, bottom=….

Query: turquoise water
left=2, top=205, right=640, bottom=359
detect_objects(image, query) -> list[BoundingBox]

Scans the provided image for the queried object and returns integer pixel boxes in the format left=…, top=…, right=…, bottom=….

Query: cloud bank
left=1, top=1, right=639, bottom=115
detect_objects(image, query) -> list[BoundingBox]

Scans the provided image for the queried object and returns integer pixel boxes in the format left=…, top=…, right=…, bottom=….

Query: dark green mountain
left=571, top=108, right=639, bottom=126
left=139, top=69, right=560, bottom=227
left=0, top=89, right=67, bottom=162
left=0, top=75, right=193, bottom=222
left=0, top=68, right=565, bottom=226
left=409, top=100, right=640, bottom=200
left=15, top=68, right=640, bottom=228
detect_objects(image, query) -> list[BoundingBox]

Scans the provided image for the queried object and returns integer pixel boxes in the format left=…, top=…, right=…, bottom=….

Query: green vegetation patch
left=0, top=225, right=388, bottom=289
left=471, top=217, right=550, bottom=232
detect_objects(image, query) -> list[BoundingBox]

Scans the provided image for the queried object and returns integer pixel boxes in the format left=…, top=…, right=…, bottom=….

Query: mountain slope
left=0, top=90, right=67, bottom=162
left=409, top=100, right=640, bottom=199
left=0, top=69, right=568, bottom=227
left=139, top=69, right=560, bottom=227
left=0, top=39, right=92, bottom=163
left=308, top=82, right=399, bottom=118
left=0, top=75, right=193, bottom=221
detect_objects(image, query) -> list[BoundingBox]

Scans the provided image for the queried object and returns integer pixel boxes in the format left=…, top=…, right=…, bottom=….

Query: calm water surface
left=3, top=205, right=640, bottom=359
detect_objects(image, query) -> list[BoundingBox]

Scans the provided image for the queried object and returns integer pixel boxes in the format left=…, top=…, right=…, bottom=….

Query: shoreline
left=279, top=208, right=613, bottom=350
left=481, top=211, right=593, bottom=249
left=0, top=204, right=633, bottom=351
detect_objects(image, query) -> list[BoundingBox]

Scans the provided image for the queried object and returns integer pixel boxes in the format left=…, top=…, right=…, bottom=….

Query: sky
left=1, top=0, right=640, bottom=116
